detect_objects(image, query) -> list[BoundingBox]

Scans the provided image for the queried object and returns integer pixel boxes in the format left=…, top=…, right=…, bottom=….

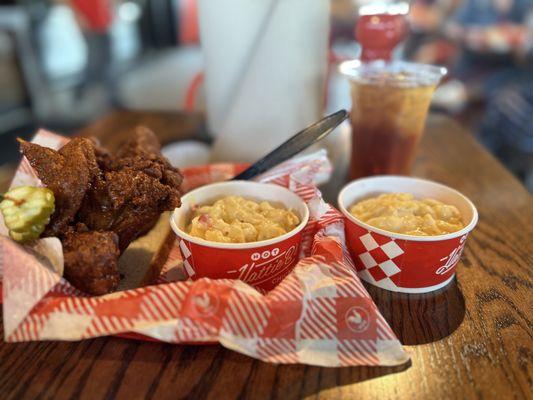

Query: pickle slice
left=9, top=224, right=45, bottom=243
left=1, top=186, right=55, bottom=242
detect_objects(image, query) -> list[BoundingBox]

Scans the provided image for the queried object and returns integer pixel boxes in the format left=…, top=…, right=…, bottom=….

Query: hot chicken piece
left=18, top=127, right=183, bottom=295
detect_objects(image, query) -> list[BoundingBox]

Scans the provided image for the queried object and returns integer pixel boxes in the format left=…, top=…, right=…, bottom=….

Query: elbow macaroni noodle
left=187, top=196, right=300, bottom=243
left=349, top=193, right=464, bottom=236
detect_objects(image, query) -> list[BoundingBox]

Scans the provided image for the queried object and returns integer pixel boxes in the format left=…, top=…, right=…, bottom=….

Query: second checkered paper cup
left=338, top=176, right=478, bottom=293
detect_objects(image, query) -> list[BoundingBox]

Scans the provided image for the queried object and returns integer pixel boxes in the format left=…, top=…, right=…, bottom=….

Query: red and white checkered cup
left=171, top=181, right=309, bottom=293
left=338, top=176, right=478, bottom=293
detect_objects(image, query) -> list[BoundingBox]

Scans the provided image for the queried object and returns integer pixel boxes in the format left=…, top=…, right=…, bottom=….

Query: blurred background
left=0, top=0, right=532, bottom=189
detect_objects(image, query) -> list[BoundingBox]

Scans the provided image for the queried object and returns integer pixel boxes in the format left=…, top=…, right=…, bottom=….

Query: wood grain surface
left=1, top=112, right=531, bottom=400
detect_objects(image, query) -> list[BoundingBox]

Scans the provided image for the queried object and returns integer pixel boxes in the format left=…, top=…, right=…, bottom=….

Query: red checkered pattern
left=352, top=232, right=404, bottom=286
left=178, top=239, right=195, bottom=277
left=0, top=131, right=409, bottom=368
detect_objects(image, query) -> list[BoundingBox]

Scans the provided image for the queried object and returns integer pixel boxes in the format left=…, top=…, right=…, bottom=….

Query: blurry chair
left=118, top=0, right=204, bottom=111
left=117, top=46, right=204, bottom=111
left=139, top=0, right=178, bottom=48
left=0, top=7, right=46, bottom=133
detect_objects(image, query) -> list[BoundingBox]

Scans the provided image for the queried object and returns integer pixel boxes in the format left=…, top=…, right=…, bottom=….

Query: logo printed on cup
left=191, top=292, right=219, bottom=317
left=345, top=306, right=371, bottom=333
left=229, top=246, right=297, bottom=285
left=251, top=248, right=280, bottom=261
left=436, top=235, right=467, bottom=275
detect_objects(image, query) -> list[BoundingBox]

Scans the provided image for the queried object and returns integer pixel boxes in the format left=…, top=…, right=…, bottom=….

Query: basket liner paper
left=0, top=130, right=408, bottom=367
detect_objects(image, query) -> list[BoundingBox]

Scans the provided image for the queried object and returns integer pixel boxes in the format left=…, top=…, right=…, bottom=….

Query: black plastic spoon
left=232, top=109, right=348, bottom=181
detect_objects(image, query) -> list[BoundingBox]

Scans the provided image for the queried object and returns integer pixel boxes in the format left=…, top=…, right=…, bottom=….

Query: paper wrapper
left=0, top=130, right=409, bottom=367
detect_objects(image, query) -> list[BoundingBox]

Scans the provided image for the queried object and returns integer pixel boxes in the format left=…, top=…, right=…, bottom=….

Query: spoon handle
left=232, top=110, right=348, bottom=181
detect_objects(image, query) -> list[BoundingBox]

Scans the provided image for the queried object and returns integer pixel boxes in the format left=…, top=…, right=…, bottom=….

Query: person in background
left=68, top=0, right=114, bottom=101
left=480, top=81, right=533, bottom=190
left=446, top=0, right=533, bottom=191
left=445, top=0, right=532, bottom=89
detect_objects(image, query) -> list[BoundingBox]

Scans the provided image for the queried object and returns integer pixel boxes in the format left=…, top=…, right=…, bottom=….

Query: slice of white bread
left=117, top=211, right=176, bottom=291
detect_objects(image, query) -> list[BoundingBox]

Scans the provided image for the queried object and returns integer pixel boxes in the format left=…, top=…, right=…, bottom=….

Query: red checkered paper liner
left=0, top=130, right=408, bottom=367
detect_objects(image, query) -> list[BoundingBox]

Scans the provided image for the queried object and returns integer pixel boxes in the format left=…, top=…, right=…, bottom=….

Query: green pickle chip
left=1, top=186, right=55, bottom=243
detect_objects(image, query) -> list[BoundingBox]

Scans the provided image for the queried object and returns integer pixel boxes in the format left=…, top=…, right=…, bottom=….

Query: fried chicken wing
left=19, top=138, right=100, bottom=237
left=116, top=125, right=162, bottom=158
left=17, top=126, right=183, bottom=295
left=62, top=230, right=120, bottom=295
left=78, top=127, right=182, bottom=251
left=102, top=127, right=183, bottom=189
left=79, top=168, right=180, bottom=251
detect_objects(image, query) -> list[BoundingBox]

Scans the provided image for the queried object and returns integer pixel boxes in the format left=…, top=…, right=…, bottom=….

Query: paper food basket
left=0, top=130, right=409, bottom=367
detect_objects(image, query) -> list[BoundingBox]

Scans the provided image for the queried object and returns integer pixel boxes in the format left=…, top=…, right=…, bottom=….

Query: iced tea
left=340, top=61, right=445, bottom=179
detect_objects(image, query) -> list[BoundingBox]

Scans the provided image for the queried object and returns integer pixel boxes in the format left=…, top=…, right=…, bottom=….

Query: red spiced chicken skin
left=19, top=127, right=183, bottom=295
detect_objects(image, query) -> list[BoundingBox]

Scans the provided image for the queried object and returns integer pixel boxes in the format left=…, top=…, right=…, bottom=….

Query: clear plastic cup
left=340, top=60, right=446, bottom=179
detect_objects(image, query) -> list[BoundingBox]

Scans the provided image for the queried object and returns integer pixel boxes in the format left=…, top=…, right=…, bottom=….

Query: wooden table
left=1, top=111, right=531, bottom=399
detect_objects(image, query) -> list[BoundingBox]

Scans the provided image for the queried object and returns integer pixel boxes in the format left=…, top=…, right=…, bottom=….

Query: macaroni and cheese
left=187, top=196, right=300, bottom=243
left=349, top=193, right=464, bottom=236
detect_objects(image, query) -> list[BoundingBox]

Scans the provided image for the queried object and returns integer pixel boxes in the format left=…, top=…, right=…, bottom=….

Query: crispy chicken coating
left=78, top=128, right=183, bottom=251
left=78, top=168, right=180, bottom=251
left=19, top=137, right=100, bottom=237
left=17, top=127, right=183, bottom=295
left=116, top=125, right=162, bottom=157
left=62, top=230, right=120, bottom=295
